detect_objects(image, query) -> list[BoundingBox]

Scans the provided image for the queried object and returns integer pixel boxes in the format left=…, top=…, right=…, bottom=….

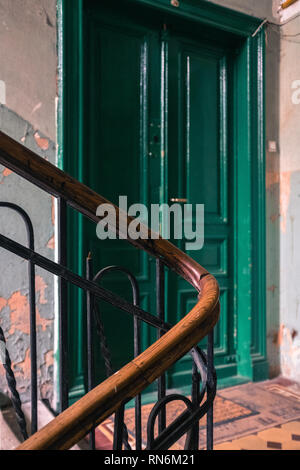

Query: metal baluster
left=133, top=286, right=142, bottom=450
left=28, top=231, right=37, bottom=434
left=58, top=197, right=68, bottom=412
left=113, top=404, right=126, bottom=450
left=156, top=259, right=166, bottom=433
left=92, top=266, right=139, bottom=451
left=0, top=326, right=28, bottom=440
left=206, top=330, right=214, bottom=450
left=190, top=362, right=200, bottom=450
left=86, top=253, right=95, bottom=449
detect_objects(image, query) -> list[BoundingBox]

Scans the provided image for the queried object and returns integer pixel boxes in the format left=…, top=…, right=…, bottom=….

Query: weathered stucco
left=209, top=0, right=299, bottom=24
left=278, top=13, right=300, bottom=382
left=209, top=0, right=278, bottom=22
left=265, top=21, right=281, bottom=378
left=204, top=0, right=300, bottom=383
left=0, top=0, right=57, bottom=141
left=0, top=0, right=57, bottom=405
left=0, top=105, right=56, bottom=403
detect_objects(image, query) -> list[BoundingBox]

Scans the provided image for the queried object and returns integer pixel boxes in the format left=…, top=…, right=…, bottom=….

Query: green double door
left=68, top=0, right=265, bottom=395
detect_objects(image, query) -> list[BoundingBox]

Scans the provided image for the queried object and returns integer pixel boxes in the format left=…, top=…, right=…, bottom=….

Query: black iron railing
left=0, top=202, right=37, bottom=436
left=0, top=130, right=219, bottom=450
left=0, top=219, right=216, bottom=449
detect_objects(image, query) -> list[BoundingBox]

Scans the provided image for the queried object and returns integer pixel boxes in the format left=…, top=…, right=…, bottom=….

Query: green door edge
left=57, top=0, right=268, bottom=407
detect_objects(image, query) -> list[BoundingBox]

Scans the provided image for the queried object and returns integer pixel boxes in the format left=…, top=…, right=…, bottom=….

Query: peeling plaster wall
left=208, top=0, right=279, bottom=22
left=0, top=0, right=57, bottom=141
left=209, top=0, right=300, bottom=382
left=265, top=23, right=281, bottom=378
left=0, top=0, right=57, bottom=405
left=278, top=13, right=300, bottom=382
left=0, top=106, right=56, bottom=403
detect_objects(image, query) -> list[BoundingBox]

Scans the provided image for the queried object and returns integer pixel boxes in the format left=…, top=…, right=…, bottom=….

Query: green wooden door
left=61, top=0, right=268, bottom=401
left=83, top=3, right=161, bottom=384
left=166, top=28, right=235, bottom=389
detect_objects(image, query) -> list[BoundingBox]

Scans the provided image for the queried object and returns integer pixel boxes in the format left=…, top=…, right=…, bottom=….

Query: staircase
left=0, top=130, right=220, bottom=450
left=0, top=397, right=89, bottom=450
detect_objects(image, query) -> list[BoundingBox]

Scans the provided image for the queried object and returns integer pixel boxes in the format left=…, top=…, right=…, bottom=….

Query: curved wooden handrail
left=0, top=130, right=220, bottom=450
left=0, top=130, right=207, bottom=289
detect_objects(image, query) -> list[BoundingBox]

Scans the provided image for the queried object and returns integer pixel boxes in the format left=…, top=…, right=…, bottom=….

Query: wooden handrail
left=0, top=130, right=220, bottom=450
left=0, top=130, right=207, bottom=289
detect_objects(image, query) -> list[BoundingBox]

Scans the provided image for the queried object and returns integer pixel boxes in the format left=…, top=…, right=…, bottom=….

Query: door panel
left=77, top=0, right=258, bottom=393
left=87, top=19, right=148, bottom=276
left=84, top=5, right=160, bottom=382
left=166, top=30, right=236, bottom=387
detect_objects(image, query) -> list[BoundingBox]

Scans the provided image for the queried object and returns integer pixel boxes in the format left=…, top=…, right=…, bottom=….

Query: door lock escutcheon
left=148, top=120, right=161, bottom=158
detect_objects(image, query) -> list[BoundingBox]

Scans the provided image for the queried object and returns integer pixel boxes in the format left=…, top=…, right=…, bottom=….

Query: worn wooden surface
left=17, top=301, right=219, bottom=450
left=0, top=130, right=208, bottom=290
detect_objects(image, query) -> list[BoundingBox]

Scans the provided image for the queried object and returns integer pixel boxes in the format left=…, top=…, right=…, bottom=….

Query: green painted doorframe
left=57, top=0, right=268, bottom=405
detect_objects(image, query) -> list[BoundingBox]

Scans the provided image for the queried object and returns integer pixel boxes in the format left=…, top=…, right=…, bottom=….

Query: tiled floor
left=210, top=377, right=300, bottom=450
left=215, top=420, right=300, bottom=450
left=95, top=377, right=300, bottom=451
left=3, top=378, right=300, bottom=450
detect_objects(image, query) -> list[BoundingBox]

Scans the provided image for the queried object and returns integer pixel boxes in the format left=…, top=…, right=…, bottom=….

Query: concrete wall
left=0, top=0, right=57, bottom=404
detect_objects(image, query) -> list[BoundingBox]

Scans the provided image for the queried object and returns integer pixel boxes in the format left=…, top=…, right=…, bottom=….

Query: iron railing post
left=156, top=259, right=166, bottom=434
left=86, top=253, right=95, bottom=449
left=58, top=197, right=68, bottom=412
left=206, top=329, right=214, bottom=450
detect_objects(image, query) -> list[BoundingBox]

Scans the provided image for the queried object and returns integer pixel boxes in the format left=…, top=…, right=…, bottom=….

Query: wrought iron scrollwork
left=146, top=341, right=216, bottom=450
left=0, top=132, right=219, bottom=451
left=86, top=257, right=216, bottom=451
left=0, top=326, right=28, bottom=440
left=86, top=260, right=142, bottom=450
left=0, top=201, right=217, bottom=450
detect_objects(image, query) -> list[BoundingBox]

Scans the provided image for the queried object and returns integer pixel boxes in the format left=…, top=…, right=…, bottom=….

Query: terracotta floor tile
left=214, top=420, right=300, bottom=451
left=95, top=380, right=300, bottom=451
left=280, top=421, right=300, bottom=434
left=257, top=428, right=290, bottom=442
left=231, top=435, right=269, bottom=450
left=281, top=440, right=300, bottom=450
left=214, top=441, right=242, bottom=450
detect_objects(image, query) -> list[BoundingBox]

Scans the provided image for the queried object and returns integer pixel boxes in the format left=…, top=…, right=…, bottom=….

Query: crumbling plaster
left=208, top=0, right=278, bottom=22
left=278, top=13, right=300, bottom=382
left=0, top=0, right=57, bottom=141
left=0, top=106, right=56, bottom=403
left=207, top=0, right=300, bottom=382
left=0, top=0, right=57, bottom=404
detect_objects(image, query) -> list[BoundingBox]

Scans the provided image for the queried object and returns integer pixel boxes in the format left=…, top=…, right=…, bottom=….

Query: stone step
left=0, top=406, right=21, bottom=450
left=0, top=397, right=89, bottom=450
